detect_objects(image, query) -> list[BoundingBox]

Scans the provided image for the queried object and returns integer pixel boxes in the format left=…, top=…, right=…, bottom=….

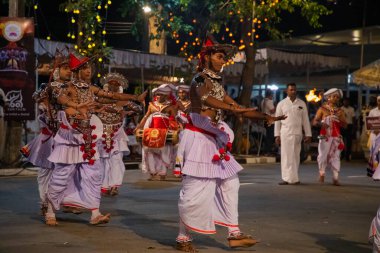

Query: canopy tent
left=35, top=39, right=349, bottom=78
left=352, top=59, right=380, bottom=87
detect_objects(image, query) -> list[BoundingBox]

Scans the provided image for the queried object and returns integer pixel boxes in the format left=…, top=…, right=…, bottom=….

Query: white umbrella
left=352, top=59, right=380, bottom=87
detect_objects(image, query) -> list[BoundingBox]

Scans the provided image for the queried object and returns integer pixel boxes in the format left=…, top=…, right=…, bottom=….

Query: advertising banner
left=366, top=116, right=380, bottom=131
left=0, top=17, right=35, bottom=120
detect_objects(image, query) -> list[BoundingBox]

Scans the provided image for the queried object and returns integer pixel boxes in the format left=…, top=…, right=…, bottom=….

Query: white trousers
left=280, top=134, right=302, bottom=184
left=317, top=137, right=341, bottom=179
left=37, top=167, right=53, bottom=205
left=101, top=152, right=125, bottom=190
left=178, top=174, right=240, bottom=234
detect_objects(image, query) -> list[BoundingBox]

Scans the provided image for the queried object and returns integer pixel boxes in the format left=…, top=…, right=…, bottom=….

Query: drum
left=136, top=128, right=179, bottom=148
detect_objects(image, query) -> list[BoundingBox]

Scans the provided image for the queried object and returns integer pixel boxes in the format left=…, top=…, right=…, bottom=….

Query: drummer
left=135, top=84, right=179, bottom=180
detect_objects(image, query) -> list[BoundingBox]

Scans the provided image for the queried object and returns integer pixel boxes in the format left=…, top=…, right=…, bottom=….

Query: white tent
left=352, top=59, right=380, bottom=87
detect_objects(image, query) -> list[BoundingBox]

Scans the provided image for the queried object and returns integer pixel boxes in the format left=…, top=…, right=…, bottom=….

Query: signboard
left=366, top=116, right=380, bottom=131
left=0, top=17, right=35, bottom=120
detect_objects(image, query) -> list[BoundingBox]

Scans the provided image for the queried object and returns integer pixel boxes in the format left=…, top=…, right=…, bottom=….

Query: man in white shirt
left=0, top=88, right=7, bottom=163
left=275, top=83, right=312, bottom=185
left=261, top=89, right=276, bottom=155
left=340, top=98, right=355, bottom=161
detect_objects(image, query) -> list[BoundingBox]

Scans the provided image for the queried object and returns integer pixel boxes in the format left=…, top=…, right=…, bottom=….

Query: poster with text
left=0, top=17, right=35, bottom=121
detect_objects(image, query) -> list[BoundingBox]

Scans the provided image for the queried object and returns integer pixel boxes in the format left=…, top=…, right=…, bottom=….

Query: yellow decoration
left=46, top=36, right=51, bottom=40
left=71, top=35, right=75, bottom=39
left=97, top=5, right=101, bottom=10
left=225, top=27, right=230, bottom=32
left=71, top=18, right=76, bottom=23
left=102, top=30, right=106, bottom=35
left=34, top=5, right=38, bottom=10
left=97, top=73, right=101, bottom=77
left=108, top=0, right=112, bottom=5
left=98, top=58, right=103, bottom=62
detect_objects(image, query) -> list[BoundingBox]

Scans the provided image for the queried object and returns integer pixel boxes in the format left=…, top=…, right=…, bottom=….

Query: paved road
left=0, top=161, right=378, bottom=253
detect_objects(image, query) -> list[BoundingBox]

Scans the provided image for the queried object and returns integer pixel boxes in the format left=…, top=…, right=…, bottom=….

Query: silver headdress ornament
left=101, top=73, right=129, bottom=89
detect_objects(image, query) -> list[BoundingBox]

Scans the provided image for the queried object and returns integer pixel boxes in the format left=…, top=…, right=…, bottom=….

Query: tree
left=60, top=0, right=113, bottom=79
left=120, top=0, right=331, bottom=153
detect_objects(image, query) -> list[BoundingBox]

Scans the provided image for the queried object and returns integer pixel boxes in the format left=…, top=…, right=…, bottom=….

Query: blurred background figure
left=261, top=89, right=276, bottom=156
left=340, top=98, right=356, bottom=161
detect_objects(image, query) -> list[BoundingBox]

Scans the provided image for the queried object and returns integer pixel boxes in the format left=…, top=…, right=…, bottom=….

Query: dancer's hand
left=304, top=136, right=312, bottom=143
left=77, top=101, right=98, bottom=117
left=137, top=90, right=148, bottom=104
left=275, top=136, right=281, bottom=146
left=266, top=115, right=287, bottom=126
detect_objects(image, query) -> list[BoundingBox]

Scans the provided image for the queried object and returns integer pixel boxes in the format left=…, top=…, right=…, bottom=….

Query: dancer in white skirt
left=45, top=52, right=147, bottom=226
left=20, top=52, right=72, bottom=215
left=312, top=88, right=347, bottom=186
left=97, top=73, right=142, bottom=196
left=175, top=34, right=286, bottom=252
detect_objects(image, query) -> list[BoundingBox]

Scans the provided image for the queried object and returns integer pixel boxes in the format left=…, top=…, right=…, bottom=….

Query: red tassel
left=60, top=123, right=69, bottom=129
left=88, top=159, right=95, bottom=165
left=80, top=145, right=85, bottom=152
left=71, top=123, right=78, bottom=129
left=102, top=134, right=106, bottom=138
left=110, top=133, right=114, bottom=137
left=90, top=149, right=96, bottom=154
left=224, top=155, right=230, bottom=161
left=91, top=125, right=96, bottom=130
left=220, top=127, right=225, bottom=131
left=338, top=142, right=345, bottom=150
left=226, top=142, right=232, bottom=151
left=91, top=143, right=96, bottom=148
left=219, top=148, right=225, bottom=154
left=212, top=154, right=220, bottom=161
left=82, top=153, right=88, bottom=160
left=82, top=134, right=88, bottom=139
left=92, top=134, right=97, bottom=139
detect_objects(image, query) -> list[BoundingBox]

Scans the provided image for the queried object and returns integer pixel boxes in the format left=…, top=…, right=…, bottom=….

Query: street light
left=142, top=5, right=151, bottom=13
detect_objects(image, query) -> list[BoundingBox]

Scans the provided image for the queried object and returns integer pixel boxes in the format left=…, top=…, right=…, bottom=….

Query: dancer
left=312, top=88, right=347, bottom=186
left=176, top=84, right=191, bottom=115
left=136, top=84, right=178, bottom=181
left=45, top=52, right=146, bottom=226
left=20, top=52, right=73, bottom=215
left=97, top=73, right=141, bottom=196
left=175, top=34, right=285, bottom=252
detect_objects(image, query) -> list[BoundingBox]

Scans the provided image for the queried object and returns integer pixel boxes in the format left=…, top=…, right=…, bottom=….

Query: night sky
left=1, top=0, right=379, bottom=54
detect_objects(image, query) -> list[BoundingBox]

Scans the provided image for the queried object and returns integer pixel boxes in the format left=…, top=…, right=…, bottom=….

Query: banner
left=0, top=17, right=35, bottom=120
left=366, top=116, right=380, bottom=131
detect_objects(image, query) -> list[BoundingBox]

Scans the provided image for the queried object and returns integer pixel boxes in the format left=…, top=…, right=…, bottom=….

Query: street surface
left=0, top=161, right=378, bottom=253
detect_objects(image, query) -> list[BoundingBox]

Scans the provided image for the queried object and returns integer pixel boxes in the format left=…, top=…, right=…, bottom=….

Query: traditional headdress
left=100, top=73, right=129, bottom=93
left=177, top=84, right=190, bottom=93
left=324, top=88, right=343, bottom=98
left=198, top=33, right=237, bottom=71
left=69, top=51, right=92, bottom=71
left=52, top=49, right=70, bottom=81
left=152, top=84, right=172, bottom=95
